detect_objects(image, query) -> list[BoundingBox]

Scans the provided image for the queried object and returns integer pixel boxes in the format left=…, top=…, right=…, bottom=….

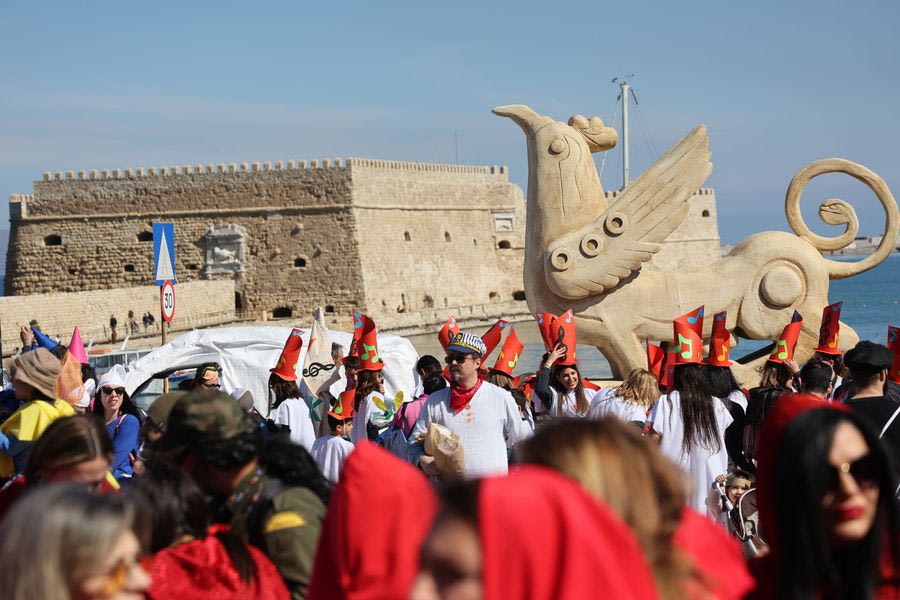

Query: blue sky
left=1, top=0, right=898, bottom=244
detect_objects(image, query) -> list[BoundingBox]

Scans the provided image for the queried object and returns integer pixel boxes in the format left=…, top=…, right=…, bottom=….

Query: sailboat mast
left=621, top=81, right=630, bottom=187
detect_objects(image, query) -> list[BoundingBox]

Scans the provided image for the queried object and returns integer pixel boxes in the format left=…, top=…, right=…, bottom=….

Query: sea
left=406, top=253, right=900, bottom=379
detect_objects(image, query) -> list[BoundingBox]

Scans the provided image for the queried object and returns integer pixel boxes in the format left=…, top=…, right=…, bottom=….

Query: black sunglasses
left=445, top=354, right=474, bottom=365
left=827, top=454, right=880, bottom=493
left=101, top=386, right=126, bottom=396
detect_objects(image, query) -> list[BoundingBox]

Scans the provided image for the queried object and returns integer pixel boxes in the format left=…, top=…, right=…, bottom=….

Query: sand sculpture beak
left=492, top=104, right=552, bottom=133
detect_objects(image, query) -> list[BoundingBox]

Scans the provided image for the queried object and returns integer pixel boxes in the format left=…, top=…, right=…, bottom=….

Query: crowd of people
left=0, top=301, right=898, bottom=599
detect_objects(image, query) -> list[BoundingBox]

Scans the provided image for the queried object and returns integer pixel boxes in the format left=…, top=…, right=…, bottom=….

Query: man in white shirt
left=408, top=331, right=533, bottom=478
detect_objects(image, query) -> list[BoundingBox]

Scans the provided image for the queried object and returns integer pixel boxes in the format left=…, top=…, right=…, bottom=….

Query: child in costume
left=310, top=391, right=355, bottom=484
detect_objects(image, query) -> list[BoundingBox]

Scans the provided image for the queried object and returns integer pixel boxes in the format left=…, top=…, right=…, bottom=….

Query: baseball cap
left=446, top=331, right=487, bottom=356
left=150, top=389, right=252, bottom=462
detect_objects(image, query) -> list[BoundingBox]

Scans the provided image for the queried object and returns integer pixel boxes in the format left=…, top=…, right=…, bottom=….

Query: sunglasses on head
left=101, top=387, right=125, bottom=396
left=445, top=353, right=474, bottom=365
left=827, top=454, right=880, bottom=493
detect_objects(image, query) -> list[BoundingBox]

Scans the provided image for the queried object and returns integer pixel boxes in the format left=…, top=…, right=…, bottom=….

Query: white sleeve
left=647, top=394, right=668, bottom=434
left=504, top=391, right=534, bottom=443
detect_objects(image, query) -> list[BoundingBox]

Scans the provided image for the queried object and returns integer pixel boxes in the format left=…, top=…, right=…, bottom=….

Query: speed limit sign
left=161, top=280, right=176, bottom=323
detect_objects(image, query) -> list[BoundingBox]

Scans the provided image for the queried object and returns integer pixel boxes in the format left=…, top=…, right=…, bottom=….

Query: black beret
left=844, top=341, right=893, bottom=372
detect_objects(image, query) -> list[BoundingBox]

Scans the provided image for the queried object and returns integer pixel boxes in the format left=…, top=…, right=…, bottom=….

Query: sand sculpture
left=494, top=104, right=899, bottom=382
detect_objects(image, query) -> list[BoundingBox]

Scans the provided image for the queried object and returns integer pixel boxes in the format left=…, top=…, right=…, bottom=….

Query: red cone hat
left=535, top=311, right=559, bottom=350
left=768, top=311, right=803, bottom=364
left=550, top=310, right=577, bottom=366
left=481, top=319, right=510, bottom=364
left=438, top=316, right=460, bottom=351
left=888, top=326, right=900, bottom=384
left=673, top=306, right=704, bottom=365
left=492, top=327, right=524, bottom=376
left=647, top=341, right=666, bottom=382
left=705, top=311, right=733, bottom=367
left=814, top=301, right=843, bottom=355
left=349, top=311, right=367, bottom=357
left=356, top=314, right=383, bottom=372
left=328, top=389, right=356, bottom=420
left=271, top=328, right=304, bottom=381
left=660, top=351, right=675, bottom=392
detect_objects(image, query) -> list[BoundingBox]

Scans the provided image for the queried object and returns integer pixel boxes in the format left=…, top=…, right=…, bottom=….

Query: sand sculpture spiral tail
left=785, top=158, right=900, bottom=278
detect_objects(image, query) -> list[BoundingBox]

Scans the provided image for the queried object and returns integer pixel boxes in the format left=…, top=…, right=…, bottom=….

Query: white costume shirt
left=350, top=390, right=400, bottom=446
left=549, top=386, right=597, bottom=418
left=725, top=389, right=748, bottom=412
left=273, top=397, right=316, bottom=452
left=310, top=435, right=355, bottom=484
left=408, top=382, right=534, bottom=478
left=587, top=388, right=650, bottom=423
left=649, top=390, right=733, bottom=516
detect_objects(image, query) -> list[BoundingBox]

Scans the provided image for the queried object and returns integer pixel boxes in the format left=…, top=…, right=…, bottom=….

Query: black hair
left=800, top=360, right=834, bottom=395
left=260, top=433, right=331, bottom=505
left=327, top=414, right=349, bottom=432
left=848, top=368, right=884, bottom=391
left=672, top=364, right=721, bottom=454
left=267, top=372, right=301, bottom=413
left=80, top=363, right=97, bottom=385
left=772, top=408, right=899, bottom=599
left=91, top=386, right=142, bottom=422
left=191, top=362, right=221, bottom=389
left=49, top=344, right=68, bottom=360
left=416, top=355, right=442, bottom=377
left=423, top=372, right=447, bottom=395
left=343, top=356, right=360, bottom=371
left=129, top=464, right=256, bottom=582
left=700, top=364, right=741, bottom=399
left=814, top=351, right=845, bottom=381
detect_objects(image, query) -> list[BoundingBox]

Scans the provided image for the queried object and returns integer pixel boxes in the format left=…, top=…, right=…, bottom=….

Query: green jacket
left=219, top=467, right=326, bottom=600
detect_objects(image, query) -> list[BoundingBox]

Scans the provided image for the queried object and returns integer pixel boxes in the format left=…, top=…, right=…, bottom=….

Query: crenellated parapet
left=37, top=156, right=509, bottom=183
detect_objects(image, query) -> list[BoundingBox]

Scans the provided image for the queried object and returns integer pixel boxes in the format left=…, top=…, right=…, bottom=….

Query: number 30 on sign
left=161, top=280, right=176, bottom=323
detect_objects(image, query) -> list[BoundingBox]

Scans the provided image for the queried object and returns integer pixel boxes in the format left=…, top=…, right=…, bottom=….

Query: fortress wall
left=5, top=164, right=368, bottom=317
left=646, top=189, right=721, bottom=270
left=0, top=280, right=235, bottom=355
left=348, top=161, right=526, bottom=319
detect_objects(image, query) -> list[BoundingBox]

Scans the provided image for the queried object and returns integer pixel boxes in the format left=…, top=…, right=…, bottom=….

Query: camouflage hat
left=151, top=389, right=252, bottom=460
left=146, top=391, right=187, bottom=432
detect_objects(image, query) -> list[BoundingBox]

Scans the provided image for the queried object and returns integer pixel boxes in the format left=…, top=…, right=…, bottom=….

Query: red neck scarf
left=449, top=379, right=483, bottom=413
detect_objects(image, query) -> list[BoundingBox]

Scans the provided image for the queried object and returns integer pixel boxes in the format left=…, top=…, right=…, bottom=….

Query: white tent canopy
left=124, top=325, right=420, bottom=416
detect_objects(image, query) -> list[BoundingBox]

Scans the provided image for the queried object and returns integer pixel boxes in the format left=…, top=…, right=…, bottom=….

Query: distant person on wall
left=128, top=309, right=138, bottom=335
left=92, top=365, right=141, bottom=485
left=109, top=314, right=118, bottom=343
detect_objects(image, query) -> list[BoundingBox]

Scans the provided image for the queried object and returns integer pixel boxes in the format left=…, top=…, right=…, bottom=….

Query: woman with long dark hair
left=269, top=372, right=316, bottom=452
left=350, top=369, right=388, bottom=443
left=534, top=344, right=595, bottom=418
left=647, top=363, right=732, bottom=516
left=702, top=363, right=753, bottom=472
left=91, top=365, right=142, bottom=484
left=749, top=395, right=900, bottom=599
left=130, top=464, right=290, bottom=599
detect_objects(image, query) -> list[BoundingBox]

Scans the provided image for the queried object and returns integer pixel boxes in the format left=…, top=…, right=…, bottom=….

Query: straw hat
left=12, top=348, right=61, bottom=400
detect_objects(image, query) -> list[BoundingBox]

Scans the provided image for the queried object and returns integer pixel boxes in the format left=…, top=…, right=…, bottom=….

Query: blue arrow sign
left=153, top=223, right=176, bottom=286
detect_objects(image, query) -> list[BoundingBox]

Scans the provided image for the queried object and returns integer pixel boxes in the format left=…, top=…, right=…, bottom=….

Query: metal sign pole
left=161, top=286, right=168, bottom=394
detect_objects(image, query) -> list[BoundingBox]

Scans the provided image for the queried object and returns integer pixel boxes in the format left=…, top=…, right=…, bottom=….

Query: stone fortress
left=2, top=156, right=720, bottom=352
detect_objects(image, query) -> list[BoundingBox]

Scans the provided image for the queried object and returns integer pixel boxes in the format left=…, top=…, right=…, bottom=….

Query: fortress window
left=498, top=240, right=512, bottom=249
left=444, top=232, right=452, bottom=242
left=123, top=264, right=135, bottom=273
left=294, top=257, right=307, bottom=268
left=273, top=307, right=293, bottom=318
left=489, top=291, right=499, bottom=301
left=44, top=234, right=62, bottom=247
left=404, top=231, right=411, bottom=242
left=234, top=292, right=243, bottom=311
left=473, top=238, right=477, bottom=247
left=325, top=305, right=335, bottom=314
left=512, top=290, right=526, bottom=301
left=187, top=263, right=198, bottom=270
left=423, top=295, right=434, bottom=308
left=702, top=210, right=710, bottom=217
left=137, top=231, right=153, bottom=242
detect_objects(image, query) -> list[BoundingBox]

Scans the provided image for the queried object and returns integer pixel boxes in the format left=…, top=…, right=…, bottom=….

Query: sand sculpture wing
left=544, top=126, right=712, bottom=300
